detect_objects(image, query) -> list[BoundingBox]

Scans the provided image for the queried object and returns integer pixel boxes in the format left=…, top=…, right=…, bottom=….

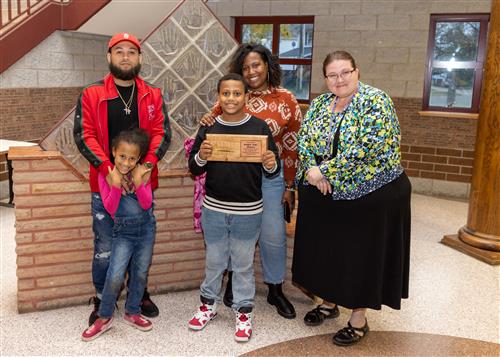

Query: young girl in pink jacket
left=82, top=128, right=156, bottom=341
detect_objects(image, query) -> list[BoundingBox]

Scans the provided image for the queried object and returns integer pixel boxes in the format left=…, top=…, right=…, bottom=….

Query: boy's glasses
left=325, top=69, right=356, bottom=83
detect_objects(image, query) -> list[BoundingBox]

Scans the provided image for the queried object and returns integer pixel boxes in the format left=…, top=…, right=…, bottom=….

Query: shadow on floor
left=240, top=331, right=500, bottom=357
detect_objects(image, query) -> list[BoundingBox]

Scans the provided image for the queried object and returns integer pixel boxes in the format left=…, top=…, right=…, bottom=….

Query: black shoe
left=332, top=320, right=369, bottom=346
left=88, top=296, right=101, bottom=326
left=140, top=289, right=159, bottom=318
left=223, top=271, right=233, bottom=308
left=304, top=304, right=340, bottom=326
left=266, top=283, right=296, bottom=319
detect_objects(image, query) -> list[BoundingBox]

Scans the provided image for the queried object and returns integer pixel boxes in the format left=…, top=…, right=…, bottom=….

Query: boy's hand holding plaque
left=205, top=134, right=268, bottom=163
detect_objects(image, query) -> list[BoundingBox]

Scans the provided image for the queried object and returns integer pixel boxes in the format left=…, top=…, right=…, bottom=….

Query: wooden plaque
left=205, top=134, right=268, bottom=163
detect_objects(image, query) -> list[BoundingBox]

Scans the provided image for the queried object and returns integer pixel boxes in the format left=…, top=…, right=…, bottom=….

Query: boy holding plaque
left=187, top=73, right=280, bottom=342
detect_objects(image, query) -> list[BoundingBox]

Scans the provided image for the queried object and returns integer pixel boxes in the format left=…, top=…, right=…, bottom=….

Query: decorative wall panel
left=40, top=0, right=238, bottom=175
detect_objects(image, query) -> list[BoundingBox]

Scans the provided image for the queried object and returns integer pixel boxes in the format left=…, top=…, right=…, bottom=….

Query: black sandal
left=332, top=320, right=369, bottom=346
left=303, top=305, right=340, bottom=326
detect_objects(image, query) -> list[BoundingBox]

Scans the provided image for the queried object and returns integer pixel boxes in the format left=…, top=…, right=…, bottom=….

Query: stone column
left=442, top=0, right=500, bottom=265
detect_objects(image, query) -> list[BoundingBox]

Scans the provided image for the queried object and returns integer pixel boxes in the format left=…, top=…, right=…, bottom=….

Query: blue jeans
left=98, top=194, right=156, bottom=318
left=91, top=193, right=154, bottom=296
left=91, top=193, right=115, bottom=296
left=200, top=208, right=261, bottom=311
left=259, top=165, right=287, bottom=284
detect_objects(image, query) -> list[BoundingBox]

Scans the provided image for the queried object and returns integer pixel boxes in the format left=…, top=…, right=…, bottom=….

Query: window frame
left=423, top=13, right=490, bottom=113
left=234, top=16, right=315, bottom=103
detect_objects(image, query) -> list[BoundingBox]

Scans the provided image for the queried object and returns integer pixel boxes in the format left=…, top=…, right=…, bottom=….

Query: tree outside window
left=423, top=14, right=489, bottom=113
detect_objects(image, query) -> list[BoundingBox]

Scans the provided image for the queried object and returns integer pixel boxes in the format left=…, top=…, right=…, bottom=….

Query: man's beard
left=109, top=61, right=141, bottom=81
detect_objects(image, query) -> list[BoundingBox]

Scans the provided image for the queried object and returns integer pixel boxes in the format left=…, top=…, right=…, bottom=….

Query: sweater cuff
left=142, top=154, right=158, bottom=166
left=98, top=160, right=113, bottom=177
left=263, top=161, right=278, bottom=173
left=195, top=152, right=207, bottom=167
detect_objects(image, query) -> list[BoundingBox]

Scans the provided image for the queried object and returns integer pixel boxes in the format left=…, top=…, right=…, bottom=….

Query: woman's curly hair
left=229, top=43, right=282, bottom=88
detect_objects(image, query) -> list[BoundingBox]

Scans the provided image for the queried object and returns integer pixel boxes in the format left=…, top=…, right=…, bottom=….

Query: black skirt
left=292, top=172, right=411, bottom=310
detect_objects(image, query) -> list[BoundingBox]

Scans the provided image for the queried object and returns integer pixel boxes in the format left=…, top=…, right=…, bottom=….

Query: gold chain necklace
left=116, top=81, right=135, bottom=115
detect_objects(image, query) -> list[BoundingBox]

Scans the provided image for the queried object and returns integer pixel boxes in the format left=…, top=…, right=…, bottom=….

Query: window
left=234, top=16, right=314, bottom=102
left=423, top=14, right=489, bottom=113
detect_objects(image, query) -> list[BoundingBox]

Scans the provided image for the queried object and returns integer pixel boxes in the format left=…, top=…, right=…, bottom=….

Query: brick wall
left=0, top=87, right=82, bottom=141
left=10, top=147, right=203, bottom=312
left=10, top=146, right=298, bottom=312
left=2, top=93, right=478, bottom=200
left=396, top=97, right=476, bottom=184
left=394, top=98, right=477, bottom=149
left=401, top=145, right=474, bottom=183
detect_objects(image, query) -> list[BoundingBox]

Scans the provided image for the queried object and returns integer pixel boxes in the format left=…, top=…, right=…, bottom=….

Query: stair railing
left=0, top=0, right=72, bottom=35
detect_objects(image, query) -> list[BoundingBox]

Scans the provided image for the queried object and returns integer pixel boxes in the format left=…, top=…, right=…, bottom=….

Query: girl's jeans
left=91, top=193, right=156, bottom=317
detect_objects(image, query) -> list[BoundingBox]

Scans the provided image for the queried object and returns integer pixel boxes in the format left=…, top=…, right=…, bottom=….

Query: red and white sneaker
left=82, top=317, right=113, bottom=341
left=234, top=308, right=253, bottom=342
left=188, top=303, right=217, bottom=330
left=123, top=313, right=153, bottom=331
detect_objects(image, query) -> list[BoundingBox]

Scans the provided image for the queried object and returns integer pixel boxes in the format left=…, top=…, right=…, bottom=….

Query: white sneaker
left=234, top=309, right=252, bottom=342
left=188, top=302, right=217, bottom=330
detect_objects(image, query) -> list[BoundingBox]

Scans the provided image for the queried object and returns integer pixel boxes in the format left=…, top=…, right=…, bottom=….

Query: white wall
left=77, top=0, right=180, bottom=39
left=0, top=31, right=109, bottom=88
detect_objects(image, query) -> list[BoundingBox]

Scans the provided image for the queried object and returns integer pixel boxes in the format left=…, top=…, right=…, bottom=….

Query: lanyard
left=323, top=85, right=359, bottom=160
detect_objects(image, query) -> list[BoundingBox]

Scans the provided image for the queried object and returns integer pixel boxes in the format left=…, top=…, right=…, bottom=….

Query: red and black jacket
left=73, top=74, right=171, bottom=192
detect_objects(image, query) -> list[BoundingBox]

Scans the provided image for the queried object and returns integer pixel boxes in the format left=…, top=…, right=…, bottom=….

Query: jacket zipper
left=138, top=91, right=150, bottom=125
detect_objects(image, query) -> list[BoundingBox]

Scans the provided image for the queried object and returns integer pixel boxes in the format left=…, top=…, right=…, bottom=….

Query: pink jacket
left=184, top=138, right=205, bottom=233
left=98, top=173, right=152, bottom=218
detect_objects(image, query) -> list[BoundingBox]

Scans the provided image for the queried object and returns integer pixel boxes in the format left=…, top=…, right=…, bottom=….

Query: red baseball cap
left=108, top=32, right=141, bottom=52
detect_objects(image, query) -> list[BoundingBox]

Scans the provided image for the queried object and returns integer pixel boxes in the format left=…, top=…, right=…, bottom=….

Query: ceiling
left=77, top=0, right=182, bottom=39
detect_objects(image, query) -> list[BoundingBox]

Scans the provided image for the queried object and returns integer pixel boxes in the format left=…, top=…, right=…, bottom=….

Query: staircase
left=0, top=0, right=110, bottom=73
left=1, top=1, right=59, bottom=32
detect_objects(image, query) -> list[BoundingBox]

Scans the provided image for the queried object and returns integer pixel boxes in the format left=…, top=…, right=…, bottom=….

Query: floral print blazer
left=296, top=82, right=403, bottom=200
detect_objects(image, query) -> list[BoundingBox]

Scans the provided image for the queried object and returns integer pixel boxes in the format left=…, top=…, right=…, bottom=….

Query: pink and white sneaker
left=82, top=317, right=113, bottom=341
left=123, top=313, right=153, bottom=331
left=234, top=308, right=253, bottom=342
left=188, top=303, right=217, bottom=330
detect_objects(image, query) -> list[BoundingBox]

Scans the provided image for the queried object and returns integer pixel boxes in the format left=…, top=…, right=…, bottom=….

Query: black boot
left=88, top=296, right=101, bottom=326
left=223, top=271, right=233, bottom=307
left=266, top=283, right=296, bottom=319
left=140, top=289, right=159, bottom=317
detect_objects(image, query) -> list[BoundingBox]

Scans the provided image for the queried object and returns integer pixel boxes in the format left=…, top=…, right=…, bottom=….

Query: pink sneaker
left=82, top=317, right=113, bottom=342
left=123, top=313, right=153, bottom=331
left=188, top=303, right=217, bottom=330
left=234, top=309, right=252, bottom=342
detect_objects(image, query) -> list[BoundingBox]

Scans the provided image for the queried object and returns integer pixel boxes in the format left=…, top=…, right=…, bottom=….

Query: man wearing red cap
left=74, top=32, right=171, bottom=326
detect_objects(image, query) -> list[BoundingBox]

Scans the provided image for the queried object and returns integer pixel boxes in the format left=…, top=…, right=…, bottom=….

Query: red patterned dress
left=211, top=86, right=302, bottom=184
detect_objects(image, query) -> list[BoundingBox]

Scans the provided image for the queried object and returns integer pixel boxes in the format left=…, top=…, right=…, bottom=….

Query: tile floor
left=0, top=194, right=499, bottom=356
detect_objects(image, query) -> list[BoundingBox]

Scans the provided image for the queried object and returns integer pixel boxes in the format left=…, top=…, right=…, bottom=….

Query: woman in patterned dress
left=200, top=44, right=302, bottom=319
left=292, top=51, right=412, bottom=346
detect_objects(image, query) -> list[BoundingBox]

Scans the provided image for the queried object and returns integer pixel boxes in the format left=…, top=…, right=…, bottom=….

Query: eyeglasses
left=325, top=69, right=356, bottom=82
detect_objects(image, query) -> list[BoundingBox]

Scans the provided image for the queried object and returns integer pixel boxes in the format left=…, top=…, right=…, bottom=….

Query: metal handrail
left=0, top=0, right=71, bottom=29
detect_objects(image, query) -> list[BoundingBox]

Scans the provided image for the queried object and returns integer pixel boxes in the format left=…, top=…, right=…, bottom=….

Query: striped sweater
left=188, top=114, right=280, bottom=215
